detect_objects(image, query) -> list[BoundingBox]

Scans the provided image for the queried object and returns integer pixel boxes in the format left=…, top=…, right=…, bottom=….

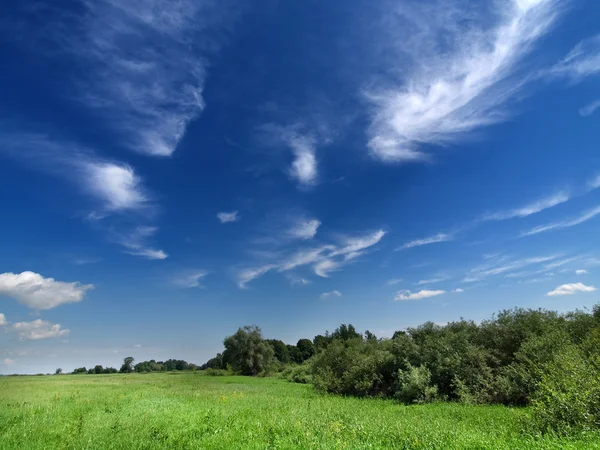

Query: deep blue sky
left=1, top=0, right=600, bottom=374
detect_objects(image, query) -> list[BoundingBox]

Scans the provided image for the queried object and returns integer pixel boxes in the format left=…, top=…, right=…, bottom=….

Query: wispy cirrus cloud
left=398, top=233, right=452, bottom=250
left=52, top=0, right=243, bottom=156
left=367, top=0, right=561, bottom=162
left=464, top=254, right=557, bottom=283
left=483, top=192, right=570, bottom=221
left=521, top=205, right=600, bottom=237
left=395, top=289, right=445, bottom=301
left=0, top=271, right=93, bottom=310
left=287, top=218, right=321, bottom=240
left=579, top=99, right=600, bottom=117
left=117, top=226, right=168, bottom=260
left=547, top=282, right=597, bottom=297
left=173, top=271, right=208, bottom=288
left=237, top=230, right=386, bottom=287
left=546, top=34, right=600, bottom=84
left=320, top=290, right=342, bottom=299
left=217, top=211, right=240, bottom=224
left=575, top=269, right=589, bottom=275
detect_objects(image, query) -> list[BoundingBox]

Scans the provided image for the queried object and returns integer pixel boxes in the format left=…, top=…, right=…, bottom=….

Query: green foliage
left=54, top=368, right=62, bottom=375
left=265, top=339, right=290, bottom=364
left=281, top=362, right=313, bottom=384
left=395, top=364, right=438, bottom=404
left=120, top=356, right=135, bottom=373
left=205, top=368, right=233, bottom=376
left=223, top=325, right=275, bottom=376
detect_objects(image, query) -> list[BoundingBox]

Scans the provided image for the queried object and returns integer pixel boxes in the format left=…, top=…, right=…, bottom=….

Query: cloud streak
left=395, top=289, right=445, bottom=301
left=398, top=233, right=451, bottom=250
left=521, top=205, right=600, bottom=237
left=547, top=34, right=600, bottom=84
left=484, top=192, right=570, bottom=221
left=320, top=290, right=342, bottom=299
left=367, top=0, right=560, bottom=162
left=217, top=211, right=240, bottom=223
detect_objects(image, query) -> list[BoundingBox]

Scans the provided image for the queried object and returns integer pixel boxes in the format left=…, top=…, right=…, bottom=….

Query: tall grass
left=1, top=373, right=599, bottom=449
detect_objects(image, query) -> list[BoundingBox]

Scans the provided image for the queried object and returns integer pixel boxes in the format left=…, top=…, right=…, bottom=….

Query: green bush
left=204, top=368, right=232, bottom=376
left=395, top=364, right=438, bottom=404
left=281, top=363, right=312, bottom=384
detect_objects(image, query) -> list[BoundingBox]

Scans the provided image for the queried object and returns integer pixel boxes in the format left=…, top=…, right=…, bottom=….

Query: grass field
left=1, top=373, right=599, bottom=449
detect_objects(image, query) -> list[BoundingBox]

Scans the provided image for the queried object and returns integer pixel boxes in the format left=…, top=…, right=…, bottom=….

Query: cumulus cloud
left=217, top=211, right=240, bottom=223
left=238, top=230, right=386, bottom=287
left=398, top=233, right=451, bottom=250
left=320, top=290, right=342, bottom=299
left=547, top=34, right=600, bottom=84
left=12, top=319, right=70, bottom=340
left=173, top=271, right=208, bottom=288
left=368, top=0, right=560, bottom=162
left=395, top=289, right=446, bottom=301
left=579, top=99, right=600, bottom=117
left=484, top=192, right=570, bottom=221
left=547, top=283, right=597, bottom=297
left=0, top=313, right=6, bottom=326
left=0, top=272, right=93, bottom=310
left=287, top=219, right=321, bottom=240
left=288, top=135, right=318, bottom=186
left=521, top=205, right=600, bottom=236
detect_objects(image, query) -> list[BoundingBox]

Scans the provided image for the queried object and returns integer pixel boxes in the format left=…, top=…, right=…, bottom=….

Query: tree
left=223, top=325, right=275, bottom=375
left=72, top=367, right=87, bottom=374
left=55, top=368, right=62, bottom=375
left=295, top=339, right=315, bottom=363
left=266, top=339, right=290, bottom=364
left=331, top=324, right=361, bottom=341
left=120, top=356, right=135, bottom=373
left=94, top=365, right=104, bottom=374
left=364, top=330, right=378, bottom=342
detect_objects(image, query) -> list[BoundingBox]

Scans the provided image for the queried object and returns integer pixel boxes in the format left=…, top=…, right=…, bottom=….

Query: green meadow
left=1, top=372, right=599, bottom=449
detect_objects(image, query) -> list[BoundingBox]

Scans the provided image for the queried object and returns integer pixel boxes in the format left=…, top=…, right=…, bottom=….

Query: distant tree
left=72, top=367, right=87, bottom=374
left=295, top=339, right=315, bottom=363
left=94, top=365, right=104, bottom=374
left=331, top=324, right=362, bottom=342
left=365, top=330, right=378, bottom=342
left=313, top=334, right=332, bottom=351
left=266, top=339, right=290, bottom=364
left=55, top=368, right=62, bottom=375
left=104, top=367, right=118, bottom=374
left=88, top=368, right=95, bottom=374
left=120, top=356, right=135, bottom=373
left=223, top=325, right=275, bottom=375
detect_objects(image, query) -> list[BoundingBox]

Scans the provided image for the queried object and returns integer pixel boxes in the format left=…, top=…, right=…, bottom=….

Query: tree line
left=69, top=357, right=199, bottom=375
left=203, top=305, right=600, bottom=435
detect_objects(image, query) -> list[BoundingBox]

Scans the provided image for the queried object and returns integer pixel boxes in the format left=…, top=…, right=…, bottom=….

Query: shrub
left=205, top=368, right=232, bottom=377
left=281, top=363, right=312, bottom=384
left=395, top=364, right=438, bottom=404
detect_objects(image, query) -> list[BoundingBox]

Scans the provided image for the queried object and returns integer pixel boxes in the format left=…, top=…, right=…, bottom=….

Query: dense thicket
left=205, top=306, right=600, bottom=434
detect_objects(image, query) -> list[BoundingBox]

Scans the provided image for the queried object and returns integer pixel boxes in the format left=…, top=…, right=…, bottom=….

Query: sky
left=1, top=0, right=600, bottom=374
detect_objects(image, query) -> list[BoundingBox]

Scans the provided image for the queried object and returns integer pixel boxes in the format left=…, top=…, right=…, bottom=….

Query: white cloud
left=238, top=230, right=386, bottom=287
left=12, top=319, right=70, bottom=340
left=418, top=277, right=449, bottom=286
left=579, top=99, right=600, bottom=117
left=217, top=211, right=240, bottom=223
left=237, top=264, right=277, bottom=289
left=387, top=278, right=403, bottom=286
left=3, top=358, right=14, bottom=365
left=118, top=226, right=168, bottom=260
left=484, top=192, right=570, bottom=220
left=399, top=233, right=451, bottom=250
left=547, top=283, right=597, bottom=297
left=173, top=271, right=208, bottom=288
left=547, top=34, right=600, bottom=84
left=576, top=269, right=589, bottom=275
left=395, top=289, right=446, bottom=301
left=0, top=272, right=93, bottom=310
left=84, top=162, right=148, bottom=211
left=368, top=0, right=560, bottom=162
left=59, top=0, right=242, bottom=156
left=287, top=219, right=321, bottom=240
left=0, top=313, right=6, bottom=326
left=464, top=255, right=557, bottom=282
left=320, top=290, right=342, bottom=299
left=288, top=135, right=318, bottom=186
left=453, top=288, right=464, bottom=293
left=521, top=205, right=600, bottom=236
